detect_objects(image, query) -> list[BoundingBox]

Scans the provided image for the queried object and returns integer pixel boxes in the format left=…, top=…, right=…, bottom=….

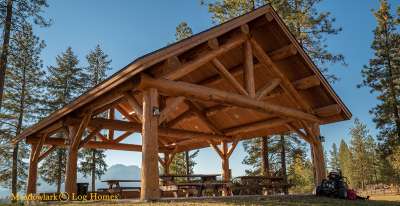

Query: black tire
left=338, top=187, right=347, bottom=199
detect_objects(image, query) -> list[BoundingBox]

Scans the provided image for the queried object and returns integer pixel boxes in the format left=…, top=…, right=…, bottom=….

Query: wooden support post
left=244, top=41, right=255, bottom=98
left=65, top=126, right=78, bottom=195
left=141, top=88, right=160, bottom=201
left=27, top=134, right=47, bottom=194
left=65, top=112, right=92, bottom=195
left=26, top=144, right=38, bottom=194
left=221, top=141, right=231, bottom=196
left=108, top=108, right=115, bottom=140
left=309, top=125, right=326, bottom=186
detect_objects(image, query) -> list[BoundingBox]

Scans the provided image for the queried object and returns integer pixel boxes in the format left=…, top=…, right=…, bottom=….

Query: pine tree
left=39, top=47, right=85, bottom=192
left=0, top=24, right=45, bottom=195
left=349, top=119, right=375, bottom=189
left=242, top=134, right=306, bottom=176
left=338, top=139, right=353, bottom=186
left=0, top=0, right=50, bottom=111
left=201, top=0, right=345, bottom=82
left=329, top=143, right=340, bottom=170
left=287, top=149, right=314, bottom=193
left=78, top=45, right=111, bottom=192
left=388, top=145, right=400, bottom=181
left=359, top=0, right=400, bottom=152
left=175, top=22, right=193, bottom=41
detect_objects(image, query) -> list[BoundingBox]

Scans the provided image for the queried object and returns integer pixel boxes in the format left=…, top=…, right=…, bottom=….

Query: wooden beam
left=268, top=44, right=297, bottom=61
left=159, top=96, right=185, bottom=125
left=124, top=91, right=143, bottom=121
left=256, top=78, right=281, bottom=101
left=244, top=41, right=255, bottom=98
left=212, top=58, right=248, bottom=95
left=66, top=117, right=228, bottom=141
left=138, top=75, right=319, bottom=122
left=226, top=140, right=238, bottom=159
left=186, top=100, right=222, bottom=135
left=285, top=123, right=312, bottom=144
left=141, top=88, right=160, bottom=200
left=166, top=109, right=192, bottom=127
left=115, top=104, right=140, bottom=123
left=223, top=118, right=291, bottom=137
left=293, top=75, right=320, bottom=90
left=207, top=38, right=219, bottom=50
left=113, top=131, right=133, bottom=143
left=163, top=34, right=247, bottom=80
left=79, top=128, right=100, bottom=148
left=27, top=144, right=39, bottom=194
left=250, top=38, right=312, bottom=112
left=108, top=108, right=115, bottom=140
left=27, top=137, right=164, bottom=152
left=208, top=140, right=224, bottom=159
left=38, top=146, right=57, bottom=162
left=314, top=104, right=341, bottom=117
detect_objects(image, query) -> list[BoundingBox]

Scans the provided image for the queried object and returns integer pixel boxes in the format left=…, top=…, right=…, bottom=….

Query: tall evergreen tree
left=359, top=0, right=400, bottom=152
left=349, top=119, right=375, bottom=189
left=338, top=139, right=353, bottom=186
left=39, top=47, right=85, bottom=192
left=0, top=24, right=45, bottom=195
left=201, top=0, right=345, bottom=82
left=242, top=134, right=305, bottom=176
left=287, top=149, right=314, bottom=193
left=78, top=45, right=111, bottom=192
left=329, top=143, right=340, bottom=170
left=0, top=0, right=50, bottom=111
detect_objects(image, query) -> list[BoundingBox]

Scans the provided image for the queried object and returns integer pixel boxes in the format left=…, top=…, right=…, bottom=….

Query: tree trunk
left=11, top=143, right=19, bottom=198
left=383, top=22, right=400, bottom=140
left=261, top=137, right=269, bottom=177
left=91, top=149, right=96, bottom=192
left=56, top=151, right=62, bottom=193
left=11, top=65, right=27, bottom=197
left=185, top=151, right=190, bottom=182
left=280, top=135, right=288, bottom=194
left=0, top=0, right=13, bottom=111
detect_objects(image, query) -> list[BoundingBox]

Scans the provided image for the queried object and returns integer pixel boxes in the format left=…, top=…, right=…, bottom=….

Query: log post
left=261, top=137, right=269, bottom=177
left=244, top=40, right=255, bottom=98
left=26, top=133, right=47, bottom=194
left=221, top=141, right=231, bottom=196
left=309, top=125, right=326, bottom=186
left=26, top=144, right=38, bottom=194
left=140, top=88, right=161, bottom=201
left=65, top=112, right=92, bottom=195
left=65, top=125, right=78, bottom=195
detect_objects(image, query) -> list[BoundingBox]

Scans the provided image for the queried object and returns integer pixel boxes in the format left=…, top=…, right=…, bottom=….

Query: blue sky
left=33, top=0, right=398, bottom=177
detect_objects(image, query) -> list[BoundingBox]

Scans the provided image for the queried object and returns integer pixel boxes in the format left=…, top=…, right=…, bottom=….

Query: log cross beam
left=124, top=91, right=143, bottom=122
left=158, top=96, right=185, bottom=125
left=38, top=145, right=56, bottom=162
left=138, top=74, right=320, bottom=122
left=163, top=34, right=247, bottom=80
left=186, top=100, right=223, bottom=135
left=250, top=37, right=312, bottom=113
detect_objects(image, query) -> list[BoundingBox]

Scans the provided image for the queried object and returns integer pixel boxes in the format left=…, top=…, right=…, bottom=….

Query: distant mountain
left=0, top=164, right=141, bottom=196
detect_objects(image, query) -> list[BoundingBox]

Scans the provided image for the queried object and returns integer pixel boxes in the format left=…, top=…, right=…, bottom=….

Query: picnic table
left=98, top=179, right=141, bottom=194
left=159, top=174, right=228, bottom=197
left=233, top=176, right=289, bottom=195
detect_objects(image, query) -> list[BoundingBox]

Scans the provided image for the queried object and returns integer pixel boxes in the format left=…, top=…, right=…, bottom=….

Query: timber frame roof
left=16, top=5, right=351, bottom=152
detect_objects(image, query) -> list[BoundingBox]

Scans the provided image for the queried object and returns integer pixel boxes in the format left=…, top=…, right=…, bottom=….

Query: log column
left=221, top=141, right=230, bottom=183
left=310, top=125, right=326, bottom=186
left=26, top=144, right=39, bottom=194
left=65, top=126, right=78, bottom=195
left=27, top=134, right=47, bottom=194
left=140, top=88, right=160, bottom=201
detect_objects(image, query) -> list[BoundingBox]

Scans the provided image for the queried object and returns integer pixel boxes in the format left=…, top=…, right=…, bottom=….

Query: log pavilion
left=15, top=5, right=351, bottom=201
